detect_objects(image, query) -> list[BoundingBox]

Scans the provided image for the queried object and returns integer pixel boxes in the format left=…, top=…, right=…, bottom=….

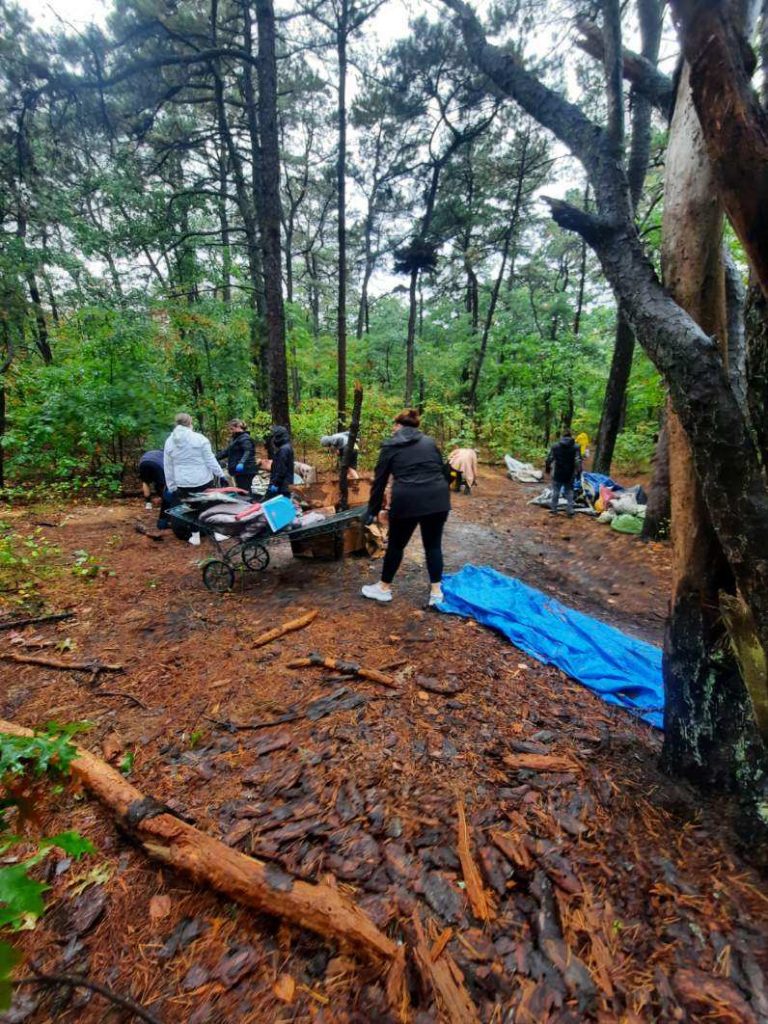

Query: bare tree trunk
left=641, top=410, right=670, bottom=540
left=339, top=381, right=363, bottom=511
left=593, top=310, right=634, bottom=473
left=218, top=144, right=232, bottom=305
left=404, top=268, right=418, bottom=406
left=255, top=0, right=290, bottom=427
left=336, top=0, right=349, bottom=429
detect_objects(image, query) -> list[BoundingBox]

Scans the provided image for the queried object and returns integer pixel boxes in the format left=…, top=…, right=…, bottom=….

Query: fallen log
left=411, top=910, right=480, bottom=1024
left=0, top=653, right=123, bottom=674
left=456, top=800, right=495, bottom=922
left=252, top=610, right=318, bottom=649
left=0, top=611, right=75, bottom=632
left=0, top=719, right=406, bottom=1008
left=286, top=652, right=399, bottom=690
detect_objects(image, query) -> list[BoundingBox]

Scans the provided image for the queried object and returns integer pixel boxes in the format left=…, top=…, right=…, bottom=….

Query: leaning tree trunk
left=661, top=65, right=767, bottom=821
left=592, top=0, right=662, bottom=474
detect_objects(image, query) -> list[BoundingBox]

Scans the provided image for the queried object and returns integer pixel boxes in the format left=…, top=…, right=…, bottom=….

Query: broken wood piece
left=0, top=718, right=406, bottom=1008
left=252, top=610, right=318, bottom=649
left=456, top=800, right=495, bottom=922
left=430, top=927, right=453, bottom=962
left=502, top=752, right=580, bottom=773
left=0, top=653, right=123, bottom=674
left=491, top=831, right=535, bottom=872
left=286, top=652, right=399, bottom=690
left=411, top=910, right=480, bottom=1024
left=0, top=611, right=75, bottom=632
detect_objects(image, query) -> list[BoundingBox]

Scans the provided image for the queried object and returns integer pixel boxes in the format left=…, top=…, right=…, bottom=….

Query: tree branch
left=14, top=971, right=162, bottom=1024
left=575, top=17, right=673, bottom=117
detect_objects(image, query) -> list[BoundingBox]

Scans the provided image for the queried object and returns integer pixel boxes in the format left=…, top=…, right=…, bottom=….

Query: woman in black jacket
left=218, top=420, right=257, bottom=492
left=362, top=409, right=450, bottom=608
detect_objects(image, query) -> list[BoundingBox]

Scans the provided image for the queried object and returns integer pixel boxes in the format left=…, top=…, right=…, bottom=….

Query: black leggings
left=381, top=511, right=448, bottom=585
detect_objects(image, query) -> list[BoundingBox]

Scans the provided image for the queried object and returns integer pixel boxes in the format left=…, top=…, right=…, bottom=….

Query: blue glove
left=267, top=484, right=279, bottom=495
left=235, top=463, right=244, bottom=473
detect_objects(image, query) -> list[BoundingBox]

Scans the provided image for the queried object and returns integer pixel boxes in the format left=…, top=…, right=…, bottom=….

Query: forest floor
left=2, top=467, right=767, bottom=1024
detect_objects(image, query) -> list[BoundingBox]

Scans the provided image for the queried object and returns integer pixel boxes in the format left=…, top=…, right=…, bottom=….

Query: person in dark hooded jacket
left=362, top=409, right=450, bottom=608
left=545, top=429, right=582, bottom=516
left=262, top=425, right=294, bottom=497
left=218, top=419, right=257, bottom=492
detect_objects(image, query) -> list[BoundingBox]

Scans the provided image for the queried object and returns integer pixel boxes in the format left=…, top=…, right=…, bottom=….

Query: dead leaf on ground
left=149, top=894, right=172, bottom=923
left=273, top=973, right=296, bottom=1003
left=101, top=731, right=124, bottom=762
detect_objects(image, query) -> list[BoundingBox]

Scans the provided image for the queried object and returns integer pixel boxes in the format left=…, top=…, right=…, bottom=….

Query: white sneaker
left=428, top=587, right=444, bottom=608
left=214, top=532, right=228, bottom=542
left=362, top=582, right=393, bottom=603
left=188, top=532, right=201, bottom=546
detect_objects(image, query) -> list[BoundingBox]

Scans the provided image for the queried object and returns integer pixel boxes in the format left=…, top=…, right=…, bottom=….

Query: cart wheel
left=241, top=541, right=270, bottom=571
left=203, top=559, right=235, bottom=593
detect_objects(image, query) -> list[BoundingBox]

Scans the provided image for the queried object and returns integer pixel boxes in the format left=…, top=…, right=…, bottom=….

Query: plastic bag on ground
left=505, top=454, right=543, bottom=482
left=611, top=513, right=644, bottom=534
left=611, top=492, right=646, bottom=516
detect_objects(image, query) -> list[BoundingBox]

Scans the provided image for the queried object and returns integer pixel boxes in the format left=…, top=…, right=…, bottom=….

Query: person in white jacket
left=163, top=413, right=224, bottom=544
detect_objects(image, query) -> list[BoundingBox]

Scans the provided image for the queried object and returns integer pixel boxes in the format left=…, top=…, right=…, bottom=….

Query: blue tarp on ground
left=578, top=471, right=624, bottom=495
left=438, top=565, right=664, bottom=728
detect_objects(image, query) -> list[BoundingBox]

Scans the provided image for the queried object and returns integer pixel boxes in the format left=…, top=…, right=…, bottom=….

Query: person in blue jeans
left=545, top=429, right=582, bottom=517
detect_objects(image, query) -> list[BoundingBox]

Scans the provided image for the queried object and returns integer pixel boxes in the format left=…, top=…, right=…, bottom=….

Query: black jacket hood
left=559, top=436, right=575, bottom=447
left=270, top=425, right=291, bottom=447
left=384, top=426, right=423, bottom=447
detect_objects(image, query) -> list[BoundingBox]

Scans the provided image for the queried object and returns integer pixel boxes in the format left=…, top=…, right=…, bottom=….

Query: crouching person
left=163, top=413, right=225, bottom=544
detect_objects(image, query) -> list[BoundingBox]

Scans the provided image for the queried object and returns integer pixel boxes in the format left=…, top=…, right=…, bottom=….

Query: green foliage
left=0, top=722, right=90, bottom=782
left=71, top=550, right=102, bottom=580
left=612, top=425, right=657, bottom=474
left=0, top=528, right=60, bottom=602
left=0, top=942, right=21, bottom=1011
left=0, top=724, right=95, bottom=1010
